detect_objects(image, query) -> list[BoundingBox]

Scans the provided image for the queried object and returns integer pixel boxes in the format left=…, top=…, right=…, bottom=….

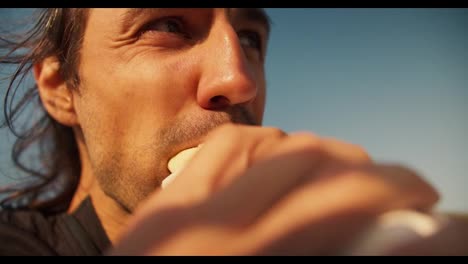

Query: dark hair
left=0, top=8, right=88, bottom=214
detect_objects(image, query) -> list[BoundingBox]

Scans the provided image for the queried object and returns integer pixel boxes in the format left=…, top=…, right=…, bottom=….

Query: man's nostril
left=210, top=95, right=230, bottom=108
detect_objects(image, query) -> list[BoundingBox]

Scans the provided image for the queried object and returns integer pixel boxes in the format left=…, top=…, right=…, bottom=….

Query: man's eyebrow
left=119, top=8, right=160, bottom=32
left=119, top=8, right=272, bottom=36
left=234, top=8, right=272, bottom=36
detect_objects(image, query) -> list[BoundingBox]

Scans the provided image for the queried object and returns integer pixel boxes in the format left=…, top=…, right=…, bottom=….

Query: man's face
left=73, top=8, right=268, bottom=211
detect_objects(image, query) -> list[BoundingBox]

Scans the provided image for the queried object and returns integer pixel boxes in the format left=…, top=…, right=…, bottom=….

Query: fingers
left=115, top=124, right=442, bottom=256
left=369, top=165, right=440, bottom=211
left=241, top=164, right=439, bottom=255
left=163, top=124, right=287, bottom=204
left=200, top=135, right=323, bottom=225
left=165, top=126, right=392, bottom=227
left=290, top=132, right=372, bottom=164
left=166, top=126, right=371, bottom=197
left=321, top=136, right=372, bottom=164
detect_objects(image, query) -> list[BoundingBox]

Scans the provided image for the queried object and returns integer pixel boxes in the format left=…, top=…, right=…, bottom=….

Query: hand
left=108, top=124, right=439, bottom=255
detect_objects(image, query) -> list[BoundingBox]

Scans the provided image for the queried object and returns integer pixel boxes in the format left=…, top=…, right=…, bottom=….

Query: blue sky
left=1, top=8, right=467, bottom=212
left=263, top=8, right=467, bottom=212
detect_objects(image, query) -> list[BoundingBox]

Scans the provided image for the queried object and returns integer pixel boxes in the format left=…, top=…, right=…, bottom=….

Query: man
left=0, top=8, right=466, bottom=255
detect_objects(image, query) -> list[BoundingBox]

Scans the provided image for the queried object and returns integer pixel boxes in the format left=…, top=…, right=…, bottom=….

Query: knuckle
left=384, top=164, right=440, bottom=206
left=402, top=166, right=440, bottom=204
left=217, top=122, right=237, bottom=132
left=204, top=124, right=246, bottom=150
left=293, top=133, right=321, bottom=153
left=300, top=133, right=320, bottom=144
left=351, top=144, right=372, bottom=162
left=211, top=123, right=240, bottom=139
left=263, top=126, right=287, bottom=139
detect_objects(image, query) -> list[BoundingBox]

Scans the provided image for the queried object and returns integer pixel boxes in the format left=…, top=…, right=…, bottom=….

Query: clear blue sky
left=1, top=8, right=467, bottom=212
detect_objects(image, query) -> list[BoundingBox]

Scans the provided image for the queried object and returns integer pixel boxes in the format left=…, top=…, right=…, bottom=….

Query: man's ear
left=34, top=57, right=78, bottom=127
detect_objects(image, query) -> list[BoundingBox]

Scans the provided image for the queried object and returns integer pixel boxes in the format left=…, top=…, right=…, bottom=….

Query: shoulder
left=0, top=198, right=109, bottom=256
left=0, top=209, right=57, bottom=255
left=0, top=207, right=53, bottom=232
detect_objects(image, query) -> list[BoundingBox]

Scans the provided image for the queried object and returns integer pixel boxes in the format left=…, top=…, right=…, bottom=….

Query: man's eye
left=238, top=30, right=262, bottom=52
left=141, top=17, right=189, bottom=38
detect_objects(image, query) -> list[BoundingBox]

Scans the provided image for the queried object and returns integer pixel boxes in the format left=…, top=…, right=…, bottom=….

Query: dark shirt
left=0, top=197, right=111, bottom=255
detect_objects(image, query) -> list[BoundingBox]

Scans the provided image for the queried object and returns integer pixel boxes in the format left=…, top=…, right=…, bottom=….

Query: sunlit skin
left=34, top=9, right=465, bottom=255
left=36, top=8, right=269, bottom=242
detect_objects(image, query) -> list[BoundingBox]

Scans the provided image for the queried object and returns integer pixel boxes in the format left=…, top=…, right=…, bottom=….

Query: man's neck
left=69, top=172, right=131, bottom=244
left=68, top=138, right=131, bottom=244
left=88, top=185, right=131, bottom=244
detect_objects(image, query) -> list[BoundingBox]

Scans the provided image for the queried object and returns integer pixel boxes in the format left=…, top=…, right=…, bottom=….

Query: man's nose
left=197, top=23, right=258, bottom=110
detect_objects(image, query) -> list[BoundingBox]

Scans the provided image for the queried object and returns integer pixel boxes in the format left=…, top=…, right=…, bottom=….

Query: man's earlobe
left=34, top=57, right=78, bottom=127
